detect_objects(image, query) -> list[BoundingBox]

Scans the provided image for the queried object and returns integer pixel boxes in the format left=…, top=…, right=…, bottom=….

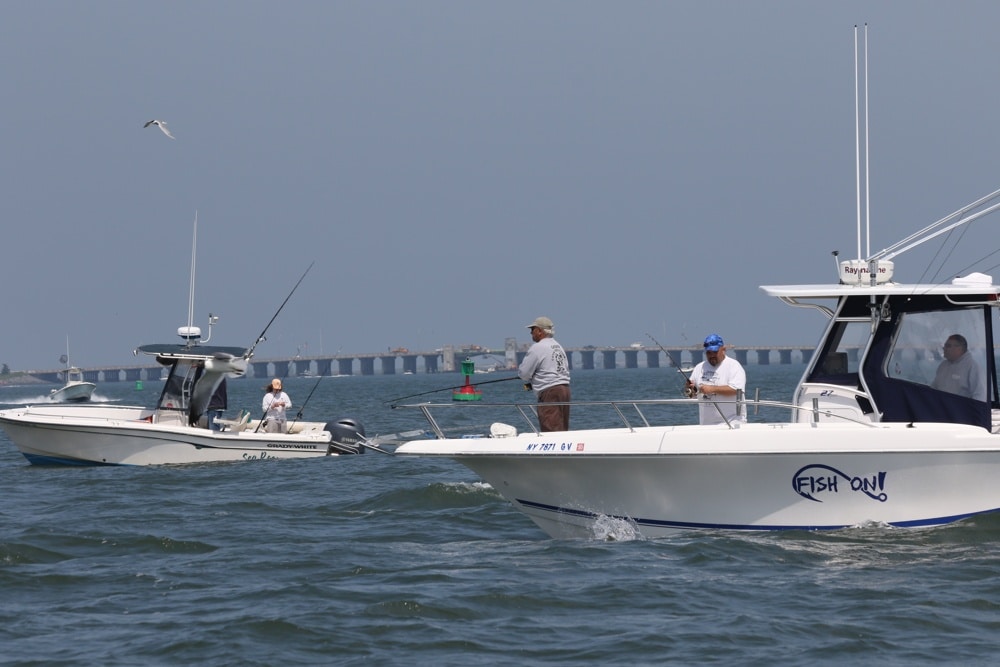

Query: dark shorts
left=537, top=384, right=570, bottom=432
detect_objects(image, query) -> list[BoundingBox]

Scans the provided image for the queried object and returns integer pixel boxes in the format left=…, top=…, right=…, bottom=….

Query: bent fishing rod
left=648, top=332, right=732, bottom=421
left=244, top=261, right=315, bottom=360
left=385, top=375, right=521, bottom=407
left=646, top=332, right=697, bottom=397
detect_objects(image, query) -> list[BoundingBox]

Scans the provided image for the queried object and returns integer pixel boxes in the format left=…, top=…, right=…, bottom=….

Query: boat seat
left=216, top=410, right=251, bottom=433
left=490, top=422, right=518, bottom=438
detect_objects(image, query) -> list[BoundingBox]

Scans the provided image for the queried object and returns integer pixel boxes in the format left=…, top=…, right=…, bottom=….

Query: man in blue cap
left=685, top=333, right=746, bottom=425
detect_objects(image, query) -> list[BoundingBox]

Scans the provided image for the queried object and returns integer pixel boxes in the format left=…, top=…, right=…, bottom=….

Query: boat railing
left=390, top=392, right=881, bottom=440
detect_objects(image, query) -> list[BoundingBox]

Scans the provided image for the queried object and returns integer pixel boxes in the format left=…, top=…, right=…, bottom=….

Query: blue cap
left=703, top=334, right=724, bottom=351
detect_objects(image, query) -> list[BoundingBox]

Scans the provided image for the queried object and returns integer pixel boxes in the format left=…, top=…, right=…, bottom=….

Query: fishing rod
left=253, top=382, right=278, bottom=434
left=646, top=332, right=696, bottom=398
left=648, top=332, right=734, bottom=422
left=244, top=261, right=315, bottom=360
left=385, top=375, right=521, bottom=406
left=288, top=373, right=323, bottom=430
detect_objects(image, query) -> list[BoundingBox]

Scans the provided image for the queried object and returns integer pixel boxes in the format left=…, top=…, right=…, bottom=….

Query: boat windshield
left=863, top=298, right=998, bottom=430
left=886, top=308, right=989, bottom=402
left=158, top=360, right=202, bottom=413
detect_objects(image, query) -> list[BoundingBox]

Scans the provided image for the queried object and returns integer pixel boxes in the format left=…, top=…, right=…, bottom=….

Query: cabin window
left=159, top=361, right=202, bottom=411
left=809, top=321, right=868, bottom=382
left=885, top=308, right=988, bottom=401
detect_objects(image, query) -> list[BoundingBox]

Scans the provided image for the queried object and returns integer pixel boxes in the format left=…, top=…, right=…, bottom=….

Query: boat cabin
left=767, top=274, right=1000, bottom=431
left=138, top=343, right=248, bottom=427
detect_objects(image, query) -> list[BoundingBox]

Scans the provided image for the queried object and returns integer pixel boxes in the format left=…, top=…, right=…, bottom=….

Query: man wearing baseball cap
left=685, top=333, right=746, bottom=425
left=518, top=316, right=571, bottom=431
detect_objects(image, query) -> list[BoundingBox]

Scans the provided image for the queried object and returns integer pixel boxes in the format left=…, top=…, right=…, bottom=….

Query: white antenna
left=177, top=211, right=203, bottom=343
left=854, top=24, right=862, bottom=261
left=863, top=23, right=871, bottom=259
left=853, top=24, right=872, bottom=259
left=188, top=210, right=197, bottom=329
left=841, top=24, right=893, bottom=285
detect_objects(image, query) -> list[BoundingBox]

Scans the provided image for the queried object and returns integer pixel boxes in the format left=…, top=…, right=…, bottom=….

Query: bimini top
left=135, top=343, right=249, bottom=361
left=761, top=272, right=999, bottom=300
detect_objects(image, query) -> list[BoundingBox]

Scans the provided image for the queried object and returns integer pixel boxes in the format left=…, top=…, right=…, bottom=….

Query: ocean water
left=2, top=366, right=1000, bottom=666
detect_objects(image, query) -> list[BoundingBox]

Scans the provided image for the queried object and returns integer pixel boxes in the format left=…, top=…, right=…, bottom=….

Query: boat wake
left=0, top=393, right=117, bottom=405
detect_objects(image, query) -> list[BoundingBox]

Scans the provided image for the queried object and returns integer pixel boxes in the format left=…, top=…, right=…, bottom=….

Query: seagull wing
left=143, top=120, right=156, bottom=128
left=156, top=122, right=175, bottom=139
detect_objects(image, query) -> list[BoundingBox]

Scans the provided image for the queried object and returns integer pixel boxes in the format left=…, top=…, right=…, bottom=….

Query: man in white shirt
left=685, top=333, right=746, bottom=425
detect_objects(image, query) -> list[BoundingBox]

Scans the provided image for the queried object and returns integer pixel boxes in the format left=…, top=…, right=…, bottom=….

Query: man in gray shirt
left=932, top=334, right=986, bottom=401
left=518, top=316, right=571, bottom=431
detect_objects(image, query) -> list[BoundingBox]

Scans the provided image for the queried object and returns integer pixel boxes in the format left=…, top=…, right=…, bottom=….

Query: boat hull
left=0, top=404, right=341, bottom=466
left=49, top=381, right=97, bottom=403
left=396, top=422, right=1000, bottom=537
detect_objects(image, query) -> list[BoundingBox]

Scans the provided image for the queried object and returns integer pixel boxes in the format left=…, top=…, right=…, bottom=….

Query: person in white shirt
left=932, top=334, right=986, bottom=401
left=518, top=316, right=571, bottom=432
left=262, top=378, right=292, bottom=433
left=685, top=333, right=746, bottom=425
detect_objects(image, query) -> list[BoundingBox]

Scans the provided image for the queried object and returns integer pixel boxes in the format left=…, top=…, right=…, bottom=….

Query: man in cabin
left=932, top=334, right=987, bottom=401
left=518, top=316, right=571, bottom=432
left=686, top=333, right=746, bottom=425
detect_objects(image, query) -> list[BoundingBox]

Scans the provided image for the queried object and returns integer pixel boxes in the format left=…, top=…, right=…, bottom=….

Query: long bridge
left=22, top=339, right=824, bottom=384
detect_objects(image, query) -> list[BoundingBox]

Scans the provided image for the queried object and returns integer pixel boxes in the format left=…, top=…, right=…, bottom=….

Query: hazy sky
left=4, top=1, right=1000, bottom=370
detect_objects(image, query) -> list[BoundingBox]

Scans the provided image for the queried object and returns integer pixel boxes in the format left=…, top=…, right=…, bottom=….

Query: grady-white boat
left=394, top=32, right=1000, bottom=536
left=0, top=322, right=367, bottom=466
left=49, top=367, right=96, bottom=403
left=0, top=218, right=366, bottom=466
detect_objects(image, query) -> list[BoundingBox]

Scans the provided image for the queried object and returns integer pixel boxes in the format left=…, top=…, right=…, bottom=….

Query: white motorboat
left=0, top=218, right=368, bottom=466
left=49, top=367, right=96, bottom=403
left=50, top=337, right=96, bottom=403
left=394, top=36, right=1000, bottom=535
left=0, top=322, right=368, bottom=465
left=394, top=201, right=1000, bottom=536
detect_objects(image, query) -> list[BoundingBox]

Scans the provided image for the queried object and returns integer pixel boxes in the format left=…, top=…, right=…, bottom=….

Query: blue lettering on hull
left=792, top=464, right=887, bottom=502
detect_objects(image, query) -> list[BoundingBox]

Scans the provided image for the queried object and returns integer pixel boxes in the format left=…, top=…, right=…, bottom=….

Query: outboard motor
left=325, top=417, right=366, bottom=455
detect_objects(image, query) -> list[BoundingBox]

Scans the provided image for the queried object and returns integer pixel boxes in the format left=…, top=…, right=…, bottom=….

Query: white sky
left=4, top=1, right=1000, bottom=369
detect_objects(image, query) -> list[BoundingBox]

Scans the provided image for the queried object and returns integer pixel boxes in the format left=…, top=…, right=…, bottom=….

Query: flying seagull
left=143, top=119, right=175, bottom=140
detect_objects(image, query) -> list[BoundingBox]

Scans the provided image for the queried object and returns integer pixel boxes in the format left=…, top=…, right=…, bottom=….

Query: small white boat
left=49, top=366, right=96, bottom=403
left=50, top=338, right=96, bottom=403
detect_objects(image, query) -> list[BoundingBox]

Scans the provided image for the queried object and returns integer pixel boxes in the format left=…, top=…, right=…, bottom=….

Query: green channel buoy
left=452, top=358, right=482, bottom=401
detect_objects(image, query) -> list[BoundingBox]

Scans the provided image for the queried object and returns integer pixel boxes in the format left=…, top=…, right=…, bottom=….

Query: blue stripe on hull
left=515, top=499, right=996, bottom=532
left=23, top=453, right=119, bottom=466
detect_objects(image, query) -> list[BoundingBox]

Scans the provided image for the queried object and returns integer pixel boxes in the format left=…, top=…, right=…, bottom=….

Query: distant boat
left=50, top=366, right=96, bottom=403
left=50, top=337, right=96, bottom=403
